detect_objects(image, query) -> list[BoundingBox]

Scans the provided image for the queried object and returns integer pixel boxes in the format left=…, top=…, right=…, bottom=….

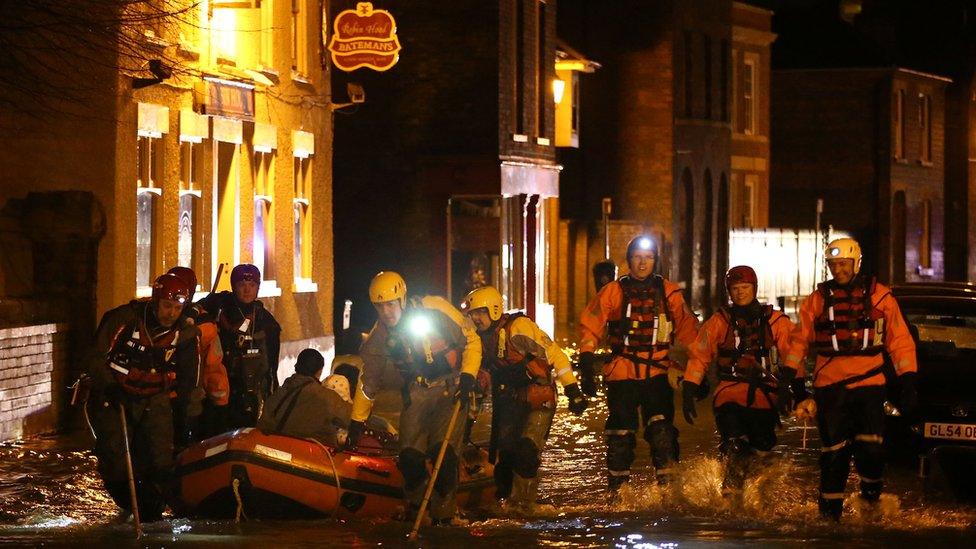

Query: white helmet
left=825, top=237, right=862, bottom=275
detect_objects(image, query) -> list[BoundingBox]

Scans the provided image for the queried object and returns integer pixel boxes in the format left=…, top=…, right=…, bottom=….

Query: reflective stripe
left=608, top=469, right=631, bottom=477
left=854, top=434, right=883, bottom=444
left=554, top=366, right=573, bottom=378
left=649, top=414, right=666, bottom=423
left=655, top=467, right=674, bottom=475
left=109, top=363, right=130, bottom=376
left=859, top=476, right=882, bottom=484
left=604, top=429, right=635, bottom=436
left=820, top=492, right=846, bottom=500
left=821, top=440, right=849, bottom=453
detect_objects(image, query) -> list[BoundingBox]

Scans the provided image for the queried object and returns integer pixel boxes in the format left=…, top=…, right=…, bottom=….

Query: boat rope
left=232, top=478, right=247, bottom=522
left=310, top=438, right=343, bottom=519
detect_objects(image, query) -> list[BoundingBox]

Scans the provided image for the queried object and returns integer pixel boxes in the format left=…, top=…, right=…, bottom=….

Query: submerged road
left=1, top=391, right=975, bottom=547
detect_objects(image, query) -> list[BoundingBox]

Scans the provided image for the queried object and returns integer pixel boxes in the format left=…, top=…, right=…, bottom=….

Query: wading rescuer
left=346, top=271, right=482, bottom=525
left=789, top=238, right=918, bottom=521
left=578, top=236, right=699, bottom=494
left=462, top=286, right=588, bottom=513
left=197, top=264, right=281, bottom=430
left=86, top=274, right=203, bottom=521
left=165, top=266, right=229, bottom=444
left=683, top=265, right=805, bottom=498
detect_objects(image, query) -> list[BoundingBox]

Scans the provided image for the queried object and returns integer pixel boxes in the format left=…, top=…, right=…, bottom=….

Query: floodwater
left=1, top=394, right=975, bottom=548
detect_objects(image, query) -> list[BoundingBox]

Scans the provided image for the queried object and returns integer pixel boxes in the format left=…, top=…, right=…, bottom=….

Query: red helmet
left=725, top=265, right=758, bottom=293
left=166, top=266, right=197, bottom=301
left=152, top=273, right=191, bottom=304
left=230, top=263, right=261, bottom=287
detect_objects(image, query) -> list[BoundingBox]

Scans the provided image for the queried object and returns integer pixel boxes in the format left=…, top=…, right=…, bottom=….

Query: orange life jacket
left=814, top=277, right=885, bottom=357
left=716, top=305, right=779, bottom=408
left=107, top=321, right=179, bottom=397
left=483, top=312, right=556, bottom=410
left=607, top=275, right=674, bottom=362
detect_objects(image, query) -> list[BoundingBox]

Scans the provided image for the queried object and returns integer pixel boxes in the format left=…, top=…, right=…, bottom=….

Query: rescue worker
left=462, top=285, right=588, bottom=513
left=788, top=238, right=918, bottom=520
left=166, top=266, right=229, bottom=443
left=578, top=235, right=699, bottom=493
left=682, top=266, right=805, bottom=498
left=346, top=271, right=482, bottom=525
left=258, top=349, right=349, bottom=445
left=86, top=273, right=203, bottom=521
left=197, top=264, right=281, bottom=430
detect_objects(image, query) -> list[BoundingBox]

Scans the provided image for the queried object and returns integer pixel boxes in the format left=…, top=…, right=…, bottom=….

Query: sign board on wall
left=328, top=2, right=401, bottom=72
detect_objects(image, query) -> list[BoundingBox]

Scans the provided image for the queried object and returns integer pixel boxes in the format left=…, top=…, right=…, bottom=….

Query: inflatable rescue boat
left=174, top=428, right=496, bottom=519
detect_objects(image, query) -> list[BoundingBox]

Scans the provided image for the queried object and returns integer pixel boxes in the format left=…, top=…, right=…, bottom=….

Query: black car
left=888, top=288, right=976, bottom=499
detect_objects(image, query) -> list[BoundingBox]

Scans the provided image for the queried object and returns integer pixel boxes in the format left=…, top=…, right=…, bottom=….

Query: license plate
left=924, top=422, right=976, bottom=441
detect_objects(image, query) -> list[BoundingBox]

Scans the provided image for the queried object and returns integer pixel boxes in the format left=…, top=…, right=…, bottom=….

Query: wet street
left=1, top=393, right=975, bottom=548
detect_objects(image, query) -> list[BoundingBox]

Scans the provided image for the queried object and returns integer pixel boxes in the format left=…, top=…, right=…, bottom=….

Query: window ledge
left=918, top=159, right=934, bottom=167
left=512, top=134, right=529, bottom=143
left=136, top=286, right=152, bottom=298
left=259, top=280, right=283, bottom=298
left=293, top=278, right=318, bottom=293
left=894, top=157, right=909, bottom=164
left=536, top=136, right=551, bottom=146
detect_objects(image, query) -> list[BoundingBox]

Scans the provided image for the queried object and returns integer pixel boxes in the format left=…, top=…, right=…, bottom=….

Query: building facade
left=771, top=67, right=949, bottom=282
left=0, top=1, right=335, bottom=439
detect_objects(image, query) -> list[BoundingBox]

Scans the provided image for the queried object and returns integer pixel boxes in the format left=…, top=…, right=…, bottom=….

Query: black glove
left=455, top=372, right=478, bottom=406
left=682, top=380, right=698, bottom=425
left=578, top=352, right=599, bottom=397
left=899, top=372, right=919, bottom=419
left=776, top=367, right=798, bottom=416
left=345, top=420, right=365, bottom=450
left=564, top=383, right=589, bottom=416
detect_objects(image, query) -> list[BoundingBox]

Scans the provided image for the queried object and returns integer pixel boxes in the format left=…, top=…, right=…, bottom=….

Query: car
left=892, top=281, right=976, bottom=298
left=886, top=289, right=976, bottom=500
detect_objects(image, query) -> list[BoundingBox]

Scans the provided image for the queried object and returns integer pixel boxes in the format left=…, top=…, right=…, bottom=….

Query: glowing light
left=638, top=237, right=652, bottom=250
left=409, top=314, right=431, bottom=337
left=829, top=247, right=841, bottom=257
left=552, top=78, right=566, bottom=104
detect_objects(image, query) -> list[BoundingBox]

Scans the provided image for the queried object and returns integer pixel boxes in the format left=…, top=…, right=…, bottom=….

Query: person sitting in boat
left=328, top=330, right=399, bottom=442
left=257, top=349, right=350, bottom=446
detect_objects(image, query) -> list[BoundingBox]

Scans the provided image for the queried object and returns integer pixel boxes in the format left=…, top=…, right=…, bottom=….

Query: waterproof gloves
left=776, top=367, right=798, bottom=416
left=899, top=372, right=919, bottom=419
left=455, top=372, right=479, bottom=406
left=682, top=380, right=698, bottom=424
left=564, top=383, right=589, bottom=416
left=577, top=352, right=599, bottom=397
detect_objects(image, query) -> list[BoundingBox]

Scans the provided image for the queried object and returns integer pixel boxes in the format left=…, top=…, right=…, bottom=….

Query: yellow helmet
left=368, top=271, right=406, bottom=307
left=462, top=286, right=504, bottom=321
left=825, top=237, right=862, bottom=274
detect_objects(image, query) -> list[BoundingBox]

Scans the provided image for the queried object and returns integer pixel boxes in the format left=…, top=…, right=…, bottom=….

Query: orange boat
left=174, top=428, right=496, bottom=519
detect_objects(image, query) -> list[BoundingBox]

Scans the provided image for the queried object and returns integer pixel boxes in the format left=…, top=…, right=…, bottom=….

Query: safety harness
left=388, top=298, right=462, bottom=405
left=716, top=304, right=778, bottom=408
left=106, top=319, right=180, bottom=397
left=813, top=277, right=887, bottom=388
left=607, top=275, right=674, bottom=377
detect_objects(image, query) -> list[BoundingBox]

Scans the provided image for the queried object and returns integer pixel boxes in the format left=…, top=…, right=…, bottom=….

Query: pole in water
left=119, top=403, right=142, bottom=539
left=407, top=399, right=463, bottom=541
left=802, top=418, right=808, bottom=450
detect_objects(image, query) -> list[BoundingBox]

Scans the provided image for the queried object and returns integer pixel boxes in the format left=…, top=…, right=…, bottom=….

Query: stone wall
left=0, top=323, right=68, bottom=441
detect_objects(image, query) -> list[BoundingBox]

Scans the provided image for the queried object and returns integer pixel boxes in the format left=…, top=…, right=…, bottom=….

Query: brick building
left=771, top=68, right=949, bottom=282
left=555, top=0, right=774, bottom=331
left=0, top=2, right=336, bottom=439
left=332, top=0, right=567, bottom=333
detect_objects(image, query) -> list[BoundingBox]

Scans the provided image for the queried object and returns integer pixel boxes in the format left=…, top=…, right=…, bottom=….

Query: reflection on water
left=1, top=395, right=975, bottom=546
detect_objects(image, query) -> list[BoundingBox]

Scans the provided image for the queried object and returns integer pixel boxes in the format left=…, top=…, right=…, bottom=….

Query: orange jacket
left=686, top=307, right=796, bottom=409
left=787, top=280, right=917, bottom=389
left=197, top=321, right=229, bottom=406
left=579, top=277, right=698, bottom=380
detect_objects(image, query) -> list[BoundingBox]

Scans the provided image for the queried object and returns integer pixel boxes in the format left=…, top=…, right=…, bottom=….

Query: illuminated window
left=136, top=133, right=163, bottom=290
left=742, top=55, right=757, bottom=135
left=253, top=149, right=276, bottom=281
left=894, top=88, right=905, bottom=159
left=919, top=93, right=932, bottom=163
left=211, top=1, right=262, bottom=68
left=292, top=131, right=314, bottom=286
left=291, top=0, right=309, bottom=74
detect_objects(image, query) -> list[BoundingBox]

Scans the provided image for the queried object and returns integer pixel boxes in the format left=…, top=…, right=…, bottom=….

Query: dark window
left=704, top=35, right=712, bottom=120
left=683, top=30, right=693, bottom=118
left=514, top=0, right=525, bottom=134
left=720, top=40, right=729, bottom=122
left=536, top=1, right=547, bottom=137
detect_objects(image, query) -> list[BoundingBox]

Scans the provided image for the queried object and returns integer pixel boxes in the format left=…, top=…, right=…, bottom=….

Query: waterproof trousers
left=397, top=378, right=465, bottom=521
left=714, top=403, right=778, bottom=494
left=604, top=376, right=679, bottom=490
left=814, top=384, right=886, bottom=519
left=89, top=391, right=175, bottom=521
left=491, top=394, right=555, bottom=509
